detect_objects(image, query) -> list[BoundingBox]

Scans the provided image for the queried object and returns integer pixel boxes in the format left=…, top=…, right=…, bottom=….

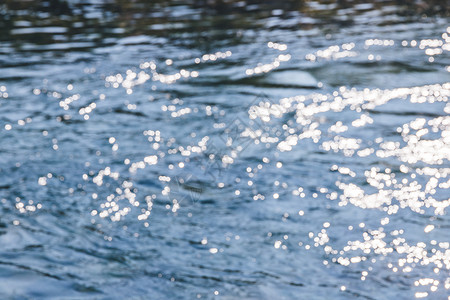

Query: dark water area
left=0, top=0, right=449, bottom=299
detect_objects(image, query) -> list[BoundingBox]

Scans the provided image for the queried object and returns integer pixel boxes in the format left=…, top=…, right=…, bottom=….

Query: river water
left=0, top=1, right=449, bottom=299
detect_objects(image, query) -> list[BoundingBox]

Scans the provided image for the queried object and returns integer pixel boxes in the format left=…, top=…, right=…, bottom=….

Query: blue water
left=0, top=1, right=449, bottom=299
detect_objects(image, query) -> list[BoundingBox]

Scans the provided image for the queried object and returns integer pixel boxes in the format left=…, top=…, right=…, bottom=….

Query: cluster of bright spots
left=108, top=136, right=119, bottom=152
left=143, top=129, right=163, bottom=151
left=233, top=116, right=278, bottom=146
left=322, top=136, right=361, bottom=156
left=326, top=106, right=449, bottom=214
left=336, top=181, right=390, bottom=209
left=37, top=173, right=54, bottom=186
left=410, top=87, right=450, bottom=105
left=413, top=27, right=450, bottom=63
left=2, top=86, right=30, bottom=131
left=90, top=181, right=137, bottom=222
left=46, top=90, right=63, bottom=100
left=276, top=134, right=297, bottom=152
left=128, top=155, right=158, bottom=173
left=105, top=69, right=151, bottom=93
left=152, top=68, right=198, bottom=85
left=194, top=50, right=232, bottom=63
left=88, top=167, right=139, bottom=222
left=310, top=223, right=331, bottom=248
left=78, top=102, right=97, bottom=120
left=330, top=165, right=356, bottom=177
left=364, top=39, right=395, bottom=47
left=328, top=121, right=348, bottom=133
left=393, top=240, right=450, bottom=271
left=161, top=104, right=193, bottom=118
left=0, top=85, right=8, bottom=98
left=267, top=42, right=287, bottom=51
left=165, top=135, right=208, bottom=159
left=101, top=51, right=230, bottom=90
left=86, top=130, right=171, bottom=223
left=414, top=277, right=449, bottom=298
left=399, top=28, right=450, bottom=64
left=273, top=235, right=289, bottom=250
left=137, top=195, right=155, bottom=225
left=420, top=39, right=444, bottom=58
left=302, top=38, right=444, bottom=62
left=305, top=43, right=357, bottom=61
left=13, top=197, right=42, bottom=213
left=159, top=176, right=171, bottom=198
left=89, top=166, right=119, bottom=186
left=146, top=55, right=239, bottom=86
left=2, top=117, right=32, bottom=132
left=243, top=95, right=321, bottom=150
left=251, top=79, right=450, bottom=297
left=71, top=32, right=450, bottom=300
left=306, top=219, right=450, bottom=293
left=238, top=83, right=449, bottom=157
left=59, top=93, right=80, bottom=110
left=249, top=100, right=285, bottom=122
left=139, top=60, right=156, bottom=70
left=335, top=229, right=391, bottom=262
left=379, top=116, right=450, bottom=165
left=159, top=97, right=198, bottom=119
left=335, top=165, right=449, bottom=215
left=292, top=186, right=306, bottom=198
left=391, top=239, right=449, bottom=298
left=351, top=114, right=373, bottom=128
left=245, top=53, right=291, bottom=76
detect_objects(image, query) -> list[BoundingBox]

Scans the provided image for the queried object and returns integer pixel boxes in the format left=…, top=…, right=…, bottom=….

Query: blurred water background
left=0, top=0, right=449, bottom=299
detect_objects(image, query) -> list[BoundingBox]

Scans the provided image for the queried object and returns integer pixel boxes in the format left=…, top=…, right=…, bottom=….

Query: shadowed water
left=0, top=1, right=449, bottom=299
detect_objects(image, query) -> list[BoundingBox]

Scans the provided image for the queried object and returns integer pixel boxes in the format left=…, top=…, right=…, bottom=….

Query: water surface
left=0, top=1, right=449, bottom=299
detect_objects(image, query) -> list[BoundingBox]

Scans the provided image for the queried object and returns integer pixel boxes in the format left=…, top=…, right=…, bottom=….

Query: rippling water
left=0, top=1, right=449, bottom=299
